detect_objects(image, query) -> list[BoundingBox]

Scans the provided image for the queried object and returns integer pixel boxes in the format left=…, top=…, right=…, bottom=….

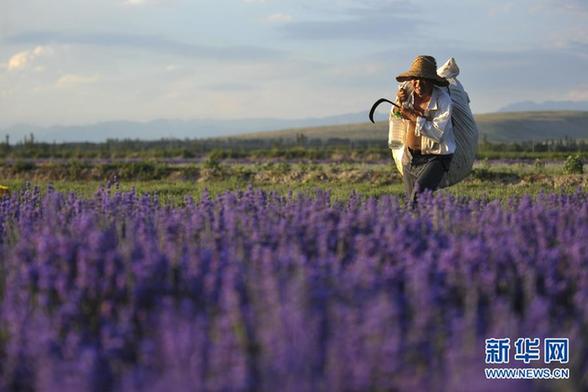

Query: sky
left=0, top=0, right=587, bottom=127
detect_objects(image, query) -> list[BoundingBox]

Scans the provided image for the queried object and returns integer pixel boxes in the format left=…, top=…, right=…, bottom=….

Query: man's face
left=411, top=78, right=433, bottom=98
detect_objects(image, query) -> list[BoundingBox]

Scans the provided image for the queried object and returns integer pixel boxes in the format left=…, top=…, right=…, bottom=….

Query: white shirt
left=403, top=85, right=456, bottom=155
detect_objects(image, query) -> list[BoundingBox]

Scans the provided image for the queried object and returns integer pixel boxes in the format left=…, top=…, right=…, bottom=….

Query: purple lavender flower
left=0, top=185, right=587, bottom=390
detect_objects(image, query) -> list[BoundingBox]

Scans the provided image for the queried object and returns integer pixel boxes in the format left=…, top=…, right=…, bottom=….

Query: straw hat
left=395, top=55, right=449, bottom=87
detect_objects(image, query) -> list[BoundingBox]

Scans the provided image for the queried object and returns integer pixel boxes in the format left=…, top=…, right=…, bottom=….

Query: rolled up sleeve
left=414, top=94, right=452, bottom=143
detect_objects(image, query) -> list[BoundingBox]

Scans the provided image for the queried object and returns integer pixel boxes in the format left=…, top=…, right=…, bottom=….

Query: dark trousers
left=402, top=149, right=453, bottom=206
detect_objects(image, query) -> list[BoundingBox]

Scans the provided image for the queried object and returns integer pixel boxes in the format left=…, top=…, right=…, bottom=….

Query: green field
left=2, top=158, right=585, bottom=205
left=2, top=111, right=587, bottom=203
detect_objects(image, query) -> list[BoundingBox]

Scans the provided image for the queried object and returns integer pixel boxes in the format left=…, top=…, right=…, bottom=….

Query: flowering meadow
left=0, top=184, right=587, bottom=391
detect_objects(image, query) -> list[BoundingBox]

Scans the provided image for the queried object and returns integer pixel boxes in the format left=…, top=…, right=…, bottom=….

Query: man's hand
left=396, top=87, right=408, bottom=103
left=399, top=107, right=424, bottom=122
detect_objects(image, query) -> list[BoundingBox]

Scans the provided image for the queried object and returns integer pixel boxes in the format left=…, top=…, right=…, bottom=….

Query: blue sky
left=1, top=0, right=587, bottom=126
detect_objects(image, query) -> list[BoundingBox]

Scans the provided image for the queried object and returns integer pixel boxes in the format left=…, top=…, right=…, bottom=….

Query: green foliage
left=2, top=135, right=588, bottom=163
left=100, top=162, right=168, bottom=180
left=14, top=160, right=37, bottom=172
left=181, top=165, right=200, bottom=180
left=563, top=154, right=584, bottom=174
left=276, top=162, right=291, bottom=174
left=480, top=158, right=491, bottom=171
left=470, top=167, right=521, bottom=184
left=181, top=149, right=195, bottom=159
left=534, top=158, right=546, bottom=172
left=61, top=161, right=91, bottom=178
left=204, top=150, right=224, bottom=172
left=1, top=155, right=586, bottom=208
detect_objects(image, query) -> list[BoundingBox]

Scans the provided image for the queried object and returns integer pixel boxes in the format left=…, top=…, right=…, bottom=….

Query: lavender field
left=0, top=184, right=586, bottom=391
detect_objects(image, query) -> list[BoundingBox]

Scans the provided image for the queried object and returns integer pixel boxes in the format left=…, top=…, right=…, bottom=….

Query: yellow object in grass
left=0, top=185, right=9, bottom=197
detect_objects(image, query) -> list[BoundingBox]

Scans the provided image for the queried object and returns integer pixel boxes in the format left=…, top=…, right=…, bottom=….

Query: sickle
left=368, top=98, right=401, bottom=123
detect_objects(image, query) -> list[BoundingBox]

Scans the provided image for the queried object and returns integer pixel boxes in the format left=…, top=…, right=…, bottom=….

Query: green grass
left=0, top=178, right=405, bottom=203
left=2, top=158, right=585, bottom=206
left=1, top=155, right=584, bottom=204
left=446, top=181, right=557, bottom=200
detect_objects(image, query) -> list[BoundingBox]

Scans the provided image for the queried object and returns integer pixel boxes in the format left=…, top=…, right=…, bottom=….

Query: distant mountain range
left=238, top=111, right=588, bottom=143
left=1, top=112, right=388, bottom=143
left=498, top=100, right=588, bottom=112
left=2, top=103, right=588, bottom=144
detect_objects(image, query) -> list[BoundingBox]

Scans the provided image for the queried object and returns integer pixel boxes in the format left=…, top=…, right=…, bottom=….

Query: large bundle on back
left=389, top=57, right=478, bottom=187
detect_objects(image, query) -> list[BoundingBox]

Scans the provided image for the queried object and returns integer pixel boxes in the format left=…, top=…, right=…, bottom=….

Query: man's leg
left=411, top=155, right=452, bottom=204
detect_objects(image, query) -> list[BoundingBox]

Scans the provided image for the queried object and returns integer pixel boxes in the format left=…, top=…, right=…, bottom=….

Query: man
left=392, top=55, right=456, bottom=206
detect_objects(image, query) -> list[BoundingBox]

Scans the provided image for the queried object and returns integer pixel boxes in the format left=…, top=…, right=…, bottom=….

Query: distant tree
left=295, top=132, right=308, bottom=146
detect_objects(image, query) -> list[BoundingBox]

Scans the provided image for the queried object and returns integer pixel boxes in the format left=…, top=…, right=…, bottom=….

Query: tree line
left=1, top=133, right=588, bottom=160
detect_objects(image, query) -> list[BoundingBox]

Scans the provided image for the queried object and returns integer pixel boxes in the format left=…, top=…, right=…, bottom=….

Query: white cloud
left=488, top=3, right=514, bottom=17
left=56, top=74, right=100, bottom=88
left=122, top=0, right=172, bottom=6
left=567, top=85, right=588, bottom=101
left=550, top=0, right=588, bottom=13
left=7, top=46, right=53, bottom=71
left=243, top=0, right=268, bottom=3
left=7, top=52, right=29, bottom=70
left=267, top=13, right=292, bottom=23
left=6, top=31, right=282, bottom=62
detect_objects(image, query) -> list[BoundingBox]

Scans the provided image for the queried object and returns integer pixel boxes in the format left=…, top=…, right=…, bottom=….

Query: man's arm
left=413, top=92, right=452, bottom=143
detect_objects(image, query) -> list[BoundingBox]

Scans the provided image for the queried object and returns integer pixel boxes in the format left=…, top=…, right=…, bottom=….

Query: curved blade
left=368, top=98, right=399, bottom=123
